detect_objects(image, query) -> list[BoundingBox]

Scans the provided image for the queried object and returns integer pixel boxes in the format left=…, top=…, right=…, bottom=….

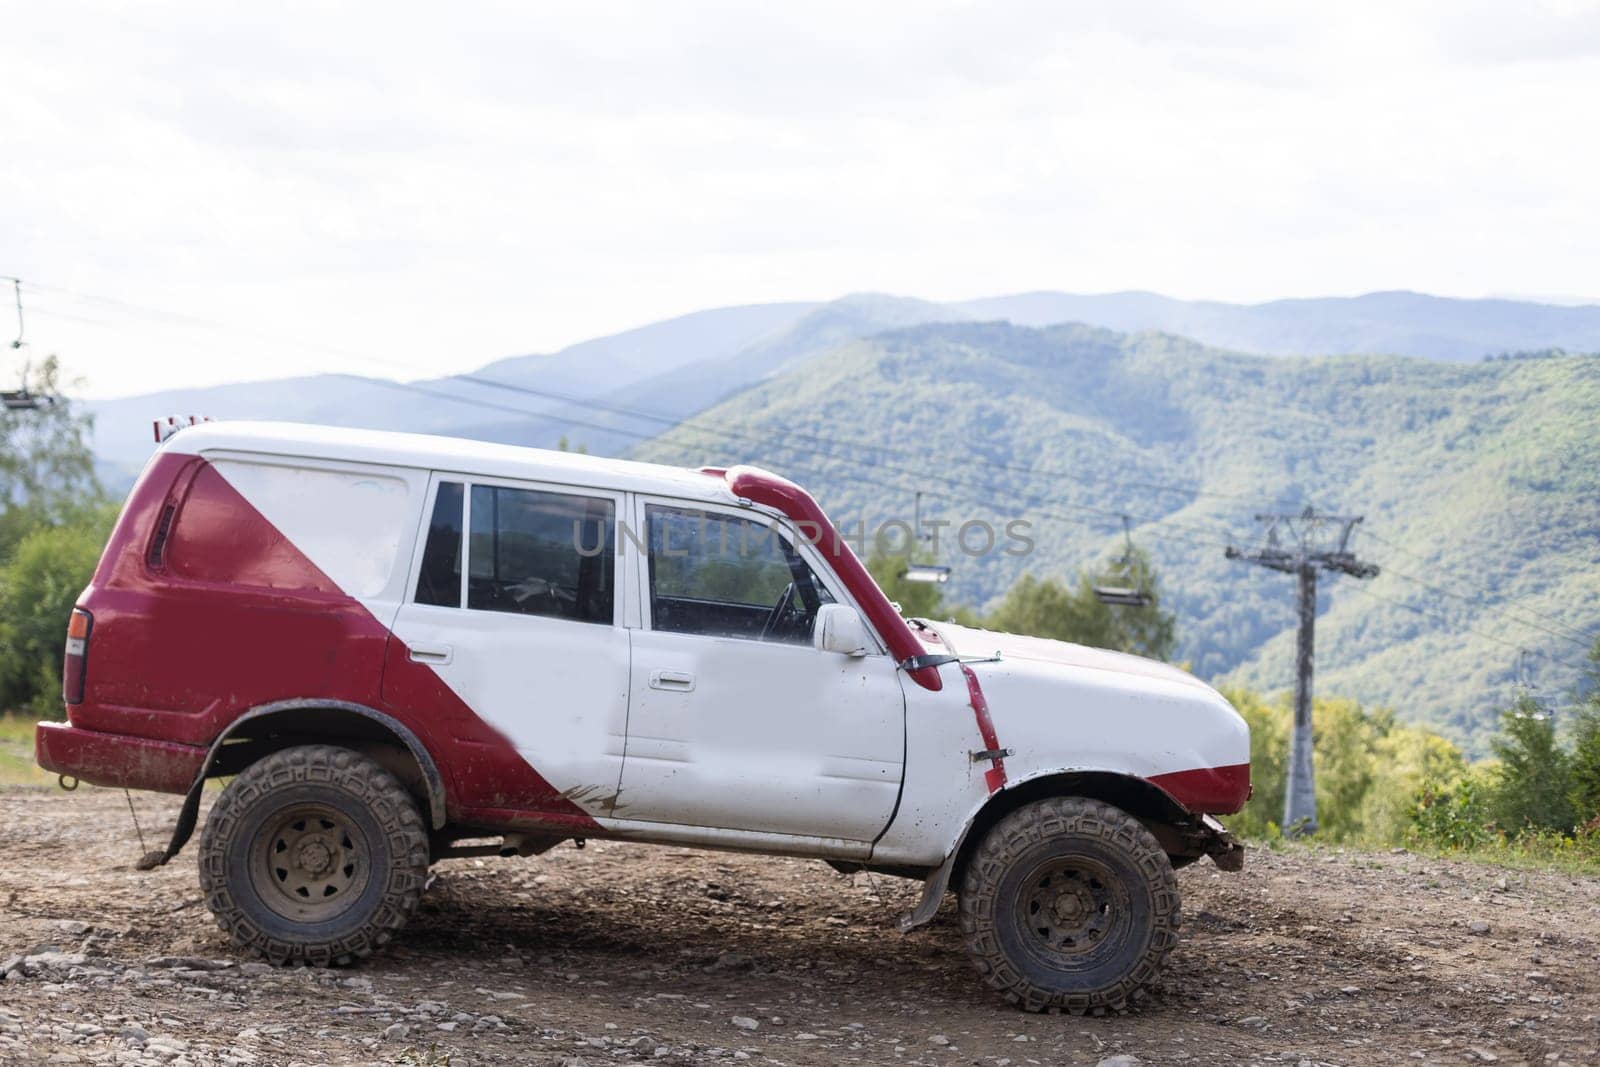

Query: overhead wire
left=1359, top=527, right=1599, bottom=647
left=15, top=273, right=1598, bottom=657
left=17, top=274, right=1296, bottom=520
left=1346, top=583, right=1588, bottom=674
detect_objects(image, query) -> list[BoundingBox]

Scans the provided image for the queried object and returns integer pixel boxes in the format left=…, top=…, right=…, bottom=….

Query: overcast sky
left=4, top=1, right=1598, bottom=399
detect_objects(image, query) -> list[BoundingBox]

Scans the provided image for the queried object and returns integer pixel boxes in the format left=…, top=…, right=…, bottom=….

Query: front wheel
left=959, top=797, right=1179, bottom=1013
left=199, top=744, right=429, bottom=965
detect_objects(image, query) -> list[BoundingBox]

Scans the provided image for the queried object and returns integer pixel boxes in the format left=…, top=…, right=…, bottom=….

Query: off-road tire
left=959, top=796, right=1180, bottom=1013
left=199, top=744, right=429, bottom=965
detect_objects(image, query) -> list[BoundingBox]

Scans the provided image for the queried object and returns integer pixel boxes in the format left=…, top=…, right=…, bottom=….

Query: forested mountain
left=630, top=322, right=1600, bottom=752
left=89, top=290, right=1600, bottom=476
left=961, top=290, right=1600, bottom=362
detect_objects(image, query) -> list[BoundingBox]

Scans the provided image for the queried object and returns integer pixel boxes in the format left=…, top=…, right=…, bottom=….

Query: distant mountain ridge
left=87, top=289, right=1600, bottom=478
left=959, top=290, right=1600, bottom=362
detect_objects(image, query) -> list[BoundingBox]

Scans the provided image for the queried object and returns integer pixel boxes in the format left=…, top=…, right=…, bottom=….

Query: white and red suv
left=37, top=421, right=1248, bottom=1013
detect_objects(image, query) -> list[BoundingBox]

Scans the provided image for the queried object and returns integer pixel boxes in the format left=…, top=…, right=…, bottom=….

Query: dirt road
left=1, top=786, right=1596, bottom=1066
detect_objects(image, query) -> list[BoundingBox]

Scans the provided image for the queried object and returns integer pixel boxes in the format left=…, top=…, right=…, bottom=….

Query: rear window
left=166, top=460, right=410, bottom=596
left=466, top=484, right=614, bottom=624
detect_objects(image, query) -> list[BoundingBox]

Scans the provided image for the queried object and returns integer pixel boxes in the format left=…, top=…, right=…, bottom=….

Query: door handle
left=409, top=644, right=453, bottom=665
left=649, top=669, right=695, bottom=692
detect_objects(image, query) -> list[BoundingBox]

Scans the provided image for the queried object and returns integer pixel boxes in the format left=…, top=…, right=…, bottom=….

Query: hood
left=909, top=619, right=1250, bottom=815
left=914, top=620, right=1211, bottom=693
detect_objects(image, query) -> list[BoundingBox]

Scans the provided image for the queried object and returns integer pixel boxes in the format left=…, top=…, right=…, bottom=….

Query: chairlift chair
left=1093, top=515, right=1153, bottom=608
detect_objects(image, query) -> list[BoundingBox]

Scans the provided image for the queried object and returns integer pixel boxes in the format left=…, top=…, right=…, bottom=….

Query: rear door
left=384, top=473, right=630, bottom=819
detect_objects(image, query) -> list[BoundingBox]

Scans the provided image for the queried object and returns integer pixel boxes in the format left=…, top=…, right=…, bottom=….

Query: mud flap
left=134, top=773, right=205, bottom=871
left=899, top=851, right=958, bottom=932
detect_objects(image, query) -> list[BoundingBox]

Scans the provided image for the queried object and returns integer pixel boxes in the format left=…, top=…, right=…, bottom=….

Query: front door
left=618, top=499, right=906, bottom=842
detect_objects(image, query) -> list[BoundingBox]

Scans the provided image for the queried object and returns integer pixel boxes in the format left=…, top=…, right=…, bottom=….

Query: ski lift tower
left=1226, top=507, right=1378, bottom=836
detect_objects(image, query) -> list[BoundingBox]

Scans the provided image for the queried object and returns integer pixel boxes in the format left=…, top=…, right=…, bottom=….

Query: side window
left=414, top=482, right=464, bottom=607
left=646, top=505, right=834, bottom=644
left=466, top=484, right=614, bottom=623
left=169, top=461, right=409, bottom=596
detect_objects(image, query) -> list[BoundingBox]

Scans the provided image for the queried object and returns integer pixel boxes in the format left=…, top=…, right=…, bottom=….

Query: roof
left=163, top=420, right=739, bottom=503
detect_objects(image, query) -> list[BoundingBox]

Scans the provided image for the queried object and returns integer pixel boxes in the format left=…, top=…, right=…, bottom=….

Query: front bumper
left=35, top=722, right=205, bottom=794
left=1200, top=814, right=1245, bottom=871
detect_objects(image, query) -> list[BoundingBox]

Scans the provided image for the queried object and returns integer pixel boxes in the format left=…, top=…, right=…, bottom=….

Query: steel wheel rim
left=250, top=802, right=370, bottom=923
left=1011, top=854, right=1132, bottom=969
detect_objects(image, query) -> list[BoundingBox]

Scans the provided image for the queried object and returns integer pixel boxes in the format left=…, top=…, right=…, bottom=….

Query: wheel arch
left=897, top=767, right=1193, bottom=932
left=949, top=769, right=1191, bottom=892
left=204, top=699, right=448, bottom=830
left=135, top=699, right=450, bottom=872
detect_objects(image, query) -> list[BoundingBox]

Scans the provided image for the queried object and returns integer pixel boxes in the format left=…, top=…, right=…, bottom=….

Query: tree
left=984, top=547, right=1176, bottom=661
left=1569, top=638, right=1600, bottom=826
left=865, top=549, right=969, bottom=621
left=0, top=358, right=110, bottom=710
left=1570, top=705, right=1600, bottom=827
left=0, top=356, right=101, bottom=535
left=1489, top=694, right=1574, bottom=835
left=0, top=510, right=116, bottom=711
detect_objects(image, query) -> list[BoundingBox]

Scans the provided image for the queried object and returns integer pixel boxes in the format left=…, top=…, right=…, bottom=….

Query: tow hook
left=57, top=775, right=79, bottom=791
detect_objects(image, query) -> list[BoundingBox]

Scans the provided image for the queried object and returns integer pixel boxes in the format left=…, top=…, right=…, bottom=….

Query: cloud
left=1, top=1, right=1596, bottom=398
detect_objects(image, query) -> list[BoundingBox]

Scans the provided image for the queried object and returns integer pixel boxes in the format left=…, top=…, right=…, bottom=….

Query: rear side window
left=167, top=461, right=409, bottom=596
left=466, top=484, right=614, bottom=623
left=414, top=482, right=464, bottom=606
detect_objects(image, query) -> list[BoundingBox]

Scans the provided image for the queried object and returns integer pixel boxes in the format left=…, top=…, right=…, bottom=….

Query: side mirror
left=815, top=603, right=872, bottom=657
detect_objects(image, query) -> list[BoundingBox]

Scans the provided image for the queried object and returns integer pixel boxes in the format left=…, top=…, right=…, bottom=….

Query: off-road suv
left=37, top=421, right=1248, bottom=1013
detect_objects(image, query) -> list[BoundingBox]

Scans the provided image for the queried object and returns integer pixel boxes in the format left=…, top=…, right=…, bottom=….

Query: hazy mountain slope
left=961, top=290, right=1600, bottom=362
left=87, top=301, right=818, bottom=478
left=89, top=289, right=1600, bottom=478
left=632, top=322, right=1600, bottom=751
left=523, top=294, right=972, bottom=455
left=465, top=301, right=818, bottom=397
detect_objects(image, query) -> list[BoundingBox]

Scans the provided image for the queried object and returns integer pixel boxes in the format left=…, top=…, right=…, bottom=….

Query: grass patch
left=0, top=712, right=52, bottom=786
left=1409, top=834, right=1600, bottom=877
left=1245, top=832, right=1600, bottom=877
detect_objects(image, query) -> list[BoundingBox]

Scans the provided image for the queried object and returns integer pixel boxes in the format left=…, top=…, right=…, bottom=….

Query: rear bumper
left=35, top=721, right=205, bottom=794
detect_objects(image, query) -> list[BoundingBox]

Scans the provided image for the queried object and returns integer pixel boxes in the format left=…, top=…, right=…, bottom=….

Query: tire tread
left=959, top=796, right=1180, bottom=1014
left=198, top=744, right=429, bottom=966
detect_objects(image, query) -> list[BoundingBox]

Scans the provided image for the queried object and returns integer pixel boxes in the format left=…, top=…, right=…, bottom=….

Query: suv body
left=38, top=421, right=1248, bottom=1011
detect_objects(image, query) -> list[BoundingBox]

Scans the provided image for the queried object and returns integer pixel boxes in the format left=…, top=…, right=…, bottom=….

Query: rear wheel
left=199, top=744, right=429, bottom=965
left=959, top=797, right=1179, bottom=1013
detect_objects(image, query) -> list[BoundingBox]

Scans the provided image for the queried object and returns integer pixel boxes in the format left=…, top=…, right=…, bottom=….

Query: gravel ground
left=1, top=786, right=1598, bottom=1066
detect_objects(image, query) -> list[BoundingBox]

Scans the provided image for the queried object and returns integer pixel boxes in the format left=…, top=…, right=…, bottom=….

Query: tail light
left=63, top=608, right=92, bottom=704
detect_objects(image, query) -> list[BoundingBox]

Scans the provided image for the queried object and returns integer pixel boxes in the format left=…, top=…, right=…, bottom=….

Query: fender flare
left=895, top=766, right=1197, bottom=932
left=135, top=699, right=448, bottom=871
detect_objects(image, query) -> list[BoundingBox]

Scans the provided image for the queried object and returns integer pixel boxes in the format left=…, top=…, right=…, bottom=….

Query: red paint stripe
left=1148, top=762, right=1252, bottom=815
left=960, top=664, right=1007, bottom=793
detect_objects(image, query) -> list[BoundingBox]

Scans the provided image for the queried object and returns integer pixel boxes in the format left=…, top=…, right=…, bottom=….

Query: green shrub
left=0, top=510, right=114, bottom=713
left=1410, top=771, right=1497, bottom=850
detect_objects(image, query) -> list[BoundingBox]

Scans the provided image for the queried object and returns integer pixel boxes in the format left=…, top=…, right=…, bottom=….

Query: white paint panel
left=209, top=459, right=412, bottom=599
